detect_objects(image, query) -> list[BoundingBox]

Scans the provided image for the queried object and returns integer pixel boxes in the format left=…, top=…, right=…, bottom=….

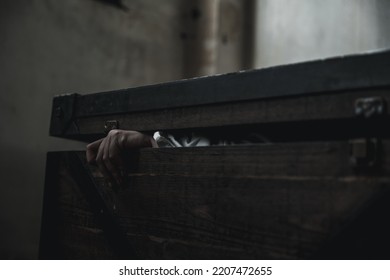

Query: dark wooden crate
left=41, top=50, right=390, bottom=259
left=40, top=141, right=390, bottom=259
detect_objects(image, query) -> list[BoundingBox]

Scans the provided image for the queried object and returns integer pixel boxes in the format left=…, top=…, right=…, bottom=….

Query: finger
left=105, top=136, right=123, bottom=185
left=96, top=138, right=115, bottom=186
left=120, top=131, right=153, bottom=149
left=150, top=137, right=158, bottom=148
left=86, top=138, right=104, bottom=163
left=141, top=134, right=156, bottom=148
left=111, top=136, right=126, bottom=182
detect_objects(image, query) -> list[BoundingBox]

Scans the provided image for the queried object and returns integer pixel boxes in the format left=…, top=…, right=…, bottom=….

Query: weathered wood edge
left=50, top=50, right=390, bottom=137
left=39, top=152, right=61, bottom=259
left=76, top=49, right=390, bottom=116
left=74, top=89, right=390, bottom=139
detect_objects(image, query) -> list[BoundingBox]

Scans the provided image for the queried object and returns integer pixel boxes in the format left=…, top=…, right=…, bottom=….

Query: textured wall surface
left=0, top=0, right=246, bottom=259
left=254, top=0, right=390, bottom=68
left=0, top=0, right=186, bottom=259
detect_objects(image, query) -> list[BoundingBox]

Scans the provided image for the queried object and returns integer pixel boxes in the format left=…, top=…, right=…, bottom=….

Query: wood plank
left=65, top=88, right=390, bottom=139
left=50, top=49, right=390, bottom=139
left=40, top=140, right=390, bottom=259
left=75, top=49, right=390, bottom=116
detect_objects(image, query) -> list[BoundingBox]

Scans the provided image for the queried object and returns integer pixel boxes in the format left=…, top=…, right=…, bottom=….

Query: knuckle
left=108, top=129, right=120, bottom=137
left=118, top=134, right=127, bottom=148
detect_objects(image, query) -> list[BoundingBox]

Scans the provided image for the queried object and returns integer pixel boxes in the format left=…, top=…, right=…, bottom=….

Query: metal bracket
left=349, top=138, right=380, bottom=168
left=49, top=93, right=80, bottom=136
left=355, top=97, right=386, bottom=118
left=104, top=120, right=119, bottom=134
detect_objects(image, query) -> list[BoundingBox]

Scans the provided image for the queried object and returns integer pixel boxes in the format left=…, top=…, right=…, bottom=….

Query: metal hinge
left=104, top=120, right=119, bottom=134
left=50, top=93, right=80, bottom=136
left=349, top=138, right=380, bottom=168
left=355, top=97, right=386, bottom=118
left=351, top=96, right=385, bottom=169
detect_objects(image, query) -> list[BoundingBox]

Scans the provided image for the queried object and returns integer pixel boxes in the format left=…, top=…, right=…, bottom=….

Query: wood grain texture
left=68, top=88, right=390, bottom=139
left=40, top=140, right=390, bottom=259
left=74, top=49, right=390, bottom=116
left=50, top=49, right=390, bottom=138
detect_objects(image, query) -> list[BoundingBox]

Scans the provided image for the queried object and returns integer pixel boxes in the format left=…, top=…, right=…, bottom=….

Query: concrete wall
left=217, top=0, right=256, bottom=71
left=0, top=0, right=187, bottom=259
left=181, top=0, right=252, bottom=76
left=0, top=0, right=246, bottom=259
left=254, top=0, right=390, bottom=68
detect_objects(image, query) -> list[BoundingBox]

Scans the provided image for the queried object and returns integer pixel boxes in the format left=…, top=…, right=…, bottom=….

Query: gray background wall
left=0, top=0, right=389, bottom=259
left=254, top=0, right=390, bottom=67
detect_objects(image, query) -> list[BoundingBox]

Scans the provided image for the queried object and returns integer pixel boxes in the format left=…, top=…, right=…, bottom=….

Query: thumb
left=86, top=138, right=104, bottom=163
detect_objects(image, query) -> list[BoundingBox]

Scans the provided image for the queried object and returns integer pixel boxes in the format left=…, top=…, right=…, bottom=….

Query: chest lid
left=50, top=49, right=390, bottom=141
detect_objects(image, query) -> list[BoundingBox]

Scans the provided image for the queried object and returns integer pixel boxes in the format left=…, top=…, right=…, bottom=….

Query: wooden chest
left=40, top=50, right=390, bottom=259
